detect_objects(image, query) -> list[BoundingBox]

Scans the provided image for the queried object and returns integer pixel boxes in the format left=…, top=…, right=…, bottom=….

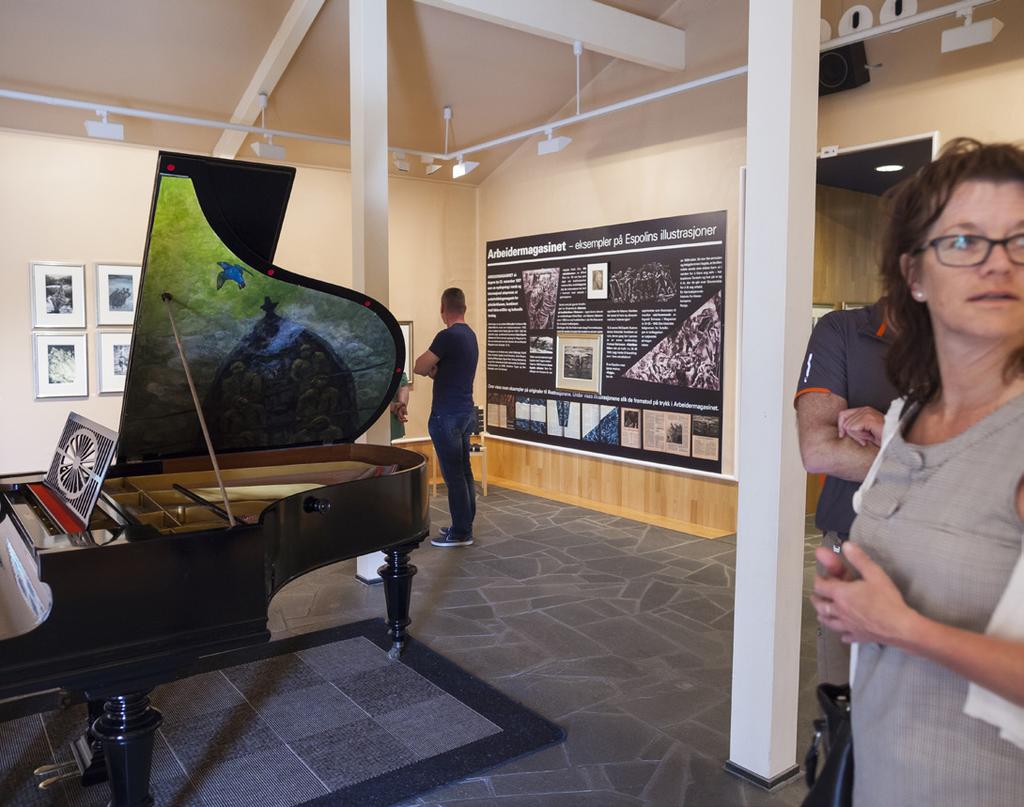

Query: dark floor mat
left=0, top=619, right=564, bottom=807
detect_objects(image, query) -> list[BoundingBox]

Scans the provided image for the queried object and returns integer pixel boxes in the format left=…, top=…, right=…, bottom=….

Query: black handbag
left=801, top=683, right=854, bottom=807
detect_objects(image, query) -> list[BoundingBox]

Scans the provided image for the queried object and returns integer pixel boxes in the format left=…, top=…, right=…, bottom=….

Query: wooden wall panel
left=813, top=185, right=886, bottom=307
left=487, top=438, right=737, bottom=539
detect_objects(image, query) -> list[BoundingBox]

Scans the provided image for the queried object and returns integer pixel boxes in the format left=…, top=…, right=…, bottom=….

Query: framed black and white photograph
left=33, top=333, right=88, bottom=398
left=555, top=332, right=603, bottom=394
left=98, top=331, right=132, bottom=394
left=398, top=321, right=414, bottom=388
left=586, top=262, right=608, bottom=300
left=96, top=263, right=141, bottom=326
left=30, top=261, right=86, bottom=328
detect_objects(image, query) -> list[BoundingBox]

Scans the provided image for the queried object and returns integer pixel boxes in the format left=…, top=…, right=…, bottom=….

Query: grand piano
left=0, top=153, right=430, bottom=806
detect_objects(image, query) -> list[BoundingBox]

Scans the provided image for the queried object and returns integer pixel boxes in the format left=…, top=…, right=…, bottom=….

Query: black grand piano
left=0, top=153, right=429, bottom=806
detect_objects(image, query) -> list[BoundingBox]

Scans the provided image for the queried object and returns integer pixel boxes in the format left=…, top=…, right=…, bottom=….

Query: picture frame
left=96, top=263, right=142, bottom=326
left=587, top=262, right=609, bottom=300
left=555, top=331, right=603, bottom=394
left=30, top=261, right=86, bottom=328
left=34, top=333, right=88, bottom=399
left=97, top=331, right=132, bottom=394
left=398, top=321, right=414, bottom=388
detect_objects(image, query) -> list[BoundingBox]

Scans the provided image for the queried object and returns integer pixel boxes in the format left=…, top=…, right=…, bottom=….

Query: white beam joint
left=212, top=0, right=326, bottom=159
left=414, top=0, right=685, bottom=72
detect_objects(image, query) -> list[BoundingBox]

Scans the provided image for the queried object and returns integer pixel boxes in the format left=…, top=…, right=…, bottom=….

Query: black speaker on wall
left=819, top=42, right=870, bottom=96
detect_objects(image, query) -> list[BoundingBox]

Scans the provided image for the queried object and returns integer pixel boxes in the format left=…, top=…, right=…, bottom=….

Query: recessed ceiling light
left=875, top=164, right=904, bottom=173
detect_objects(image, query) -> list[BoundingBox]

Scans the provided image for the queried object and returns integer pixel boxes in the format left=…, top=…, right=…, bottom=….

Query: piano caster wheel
left=303, top=496, right=331, bottom=514
left=387, top=642, right=404, bottom=661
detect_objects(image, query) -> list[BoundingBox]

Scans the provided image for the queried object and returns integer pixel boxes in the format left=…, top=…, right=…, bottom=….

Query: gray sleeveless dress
left=850, top=392, right=1024, bottom=807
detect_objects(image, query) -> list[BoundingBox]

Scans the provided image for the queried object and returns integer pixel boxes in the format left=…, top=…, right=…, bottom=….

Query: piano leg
left=91, top=691, right=163, bottom=807
left=379, top=540, right=420, bottom=658
left=70, top=698, right=110, bottom=786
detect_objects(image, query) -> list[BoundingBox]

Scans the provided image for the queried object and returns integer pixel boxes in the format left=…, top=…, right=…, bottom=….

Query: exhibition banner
left=485, top=211, right=726, bottom=474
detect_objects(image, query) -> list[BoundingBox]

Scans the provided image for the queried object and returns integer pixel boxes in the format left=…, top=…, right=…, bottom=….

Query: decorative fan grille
left=45, top=413, right=118, bottom=527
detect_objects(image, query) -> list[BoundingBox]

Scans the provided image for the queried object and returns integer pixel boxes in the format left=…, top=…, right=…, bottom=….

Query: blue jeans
left=428, top=411, right=477, bottom=538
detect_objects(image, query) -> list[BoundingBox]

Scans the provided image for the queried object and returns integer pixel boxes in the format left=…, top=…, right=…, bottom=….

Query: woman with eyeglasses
left=812, top=138, right=1024, bottom=806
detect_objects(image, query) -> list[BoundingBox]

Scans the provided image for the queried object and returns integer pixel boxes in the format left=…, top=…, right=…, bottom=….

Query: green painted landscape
left=119, top=175, right=397, bottom=458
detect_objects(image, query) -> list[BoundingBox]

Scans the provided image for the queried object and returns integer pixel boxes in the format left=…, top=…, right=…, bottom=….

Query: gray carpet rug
left=0, top=620, right=563, bottom=807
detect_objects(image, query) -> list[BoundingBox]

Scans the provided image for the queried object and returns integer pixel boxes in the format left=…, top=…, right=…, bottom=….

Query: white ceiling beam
left=212, top=0, right=326, bottom=158
left=414, top=0, right=686, bottom=72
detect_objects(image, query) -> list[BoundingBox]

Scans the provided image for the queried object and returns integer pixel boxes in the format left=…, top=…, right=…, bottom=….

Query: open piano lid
left=117, top=152, right=404, bottom=463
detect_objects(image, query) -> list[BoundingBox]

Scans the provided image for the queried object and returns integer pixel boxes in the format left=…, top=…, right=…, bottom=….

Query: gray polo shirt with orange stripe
left=795, top=303, right=897, bottom=536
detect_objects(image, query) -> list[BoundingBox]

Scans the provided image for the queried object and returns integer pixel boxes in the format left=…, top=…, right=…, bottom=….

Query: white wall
left=0, top=130, right=477, bottom=473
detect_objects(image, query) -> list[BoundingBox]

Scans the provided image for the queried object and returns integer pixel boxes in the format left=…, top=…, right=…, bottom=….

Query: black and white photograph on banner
left=486, top=210, right=726, bottom=473
left=514, top=395, right=547, bottom=433
left=522, top=267, right=559, bottom=330
left=96, top=263, right=142, bottom=326
left=624, top=291, right=723, bottom=390
left=609, top=261, right=677, bottom=304
left=692, top=414, right=721, bottom=462
left=581, top=404, right=619, bottom=444
left=642, top=410, right=691, bottom=457
left=555, top=332, right=602, bottom=394
left=486, top=391, right=516, bottom=430
left=587, top=262, right=608, bottom=300
left=528, top=335, right=554, bottom=354
left=546, top=399, right=582, bottom=440
left=30, top=262, right=86, bottom=328
left=621, top=407, right=641, bottom=449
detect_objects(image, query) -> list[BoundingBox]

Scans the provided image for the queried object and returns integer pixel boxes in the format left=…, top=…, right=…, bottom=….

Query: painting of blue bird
left=215, top=261, right=256, bottom=290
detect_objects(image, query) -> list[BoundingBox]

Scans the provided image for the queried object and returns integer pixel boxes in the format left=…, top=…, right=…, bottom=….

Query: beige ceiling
left=0, top=0, right=727, bottom=181
left=0, top=0, right=1016, bottom=183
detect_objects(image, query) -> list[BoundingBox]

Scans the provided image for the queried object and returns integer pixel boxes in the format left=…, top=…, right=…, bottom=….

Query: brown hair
left=881, top=137, right=1024, bottom=405
left=441, top=287, right=467, bottom=314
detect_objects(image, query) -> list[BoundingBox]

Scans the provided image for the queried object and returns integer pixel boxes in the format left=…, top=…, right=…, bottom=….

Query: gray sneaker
left=431, top=527, right=474, bottom=547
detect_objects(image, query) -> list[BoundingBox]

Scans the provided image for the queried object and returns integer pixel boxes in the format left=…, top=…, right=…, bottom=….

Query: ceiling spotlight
left=875, top=164, right=904, bottom=173
left=392, top=151, right=410, bottom=172
left=538, top=129, right=572, bottom=156
left=452, top=156, right=479, bottom=179
left=251, top=92, right=286, bottom=160
left=421, top=153, right=443, bottom=175
left=941, top=9, right=1003, bottom=54
left=84, top=109, right=124, bottom=141
left=251, top=137, right=285, bottom=161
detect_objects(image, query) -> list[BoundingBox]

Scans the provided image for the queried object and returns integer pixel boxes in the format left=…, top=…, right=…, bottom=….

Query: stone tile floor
left=269, top=486, right=823, bottom=807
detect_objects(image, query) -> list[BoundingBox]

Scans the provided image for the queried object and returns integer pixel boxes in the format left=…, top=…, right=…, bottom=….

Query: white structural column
left=727, top=0, right=821, bottom=787
left=350, top=0, right=391, bottom=582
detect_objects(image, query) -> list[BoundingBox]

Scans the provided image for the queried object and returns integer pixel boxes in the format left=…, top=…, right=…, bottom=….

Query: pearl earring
left=912, top=288, right=926, bottom=301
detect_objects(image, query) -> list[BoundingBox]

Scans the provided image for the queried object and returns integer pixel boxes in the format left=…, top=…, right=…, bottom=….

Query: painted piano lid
left=115, top=152, right=404, bottom=463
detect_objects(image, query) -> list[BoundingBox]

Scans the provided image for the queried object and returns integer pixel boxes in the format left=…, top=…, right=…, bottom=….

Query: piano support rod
left=161, top=292, right=236, bottom=527
left=172, top=484, right=232, bottom=523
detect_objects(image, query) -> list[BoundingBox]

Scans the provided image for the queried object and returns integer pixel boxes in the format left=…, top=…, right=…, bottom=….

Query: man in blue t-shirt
left=414, top=287, right=480, bottom=547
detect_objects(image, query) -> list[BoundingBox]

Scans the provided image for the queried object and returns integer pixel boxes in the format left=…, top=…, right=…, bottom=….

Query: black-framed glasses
left=915, top=233, right=1024, bottom=267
